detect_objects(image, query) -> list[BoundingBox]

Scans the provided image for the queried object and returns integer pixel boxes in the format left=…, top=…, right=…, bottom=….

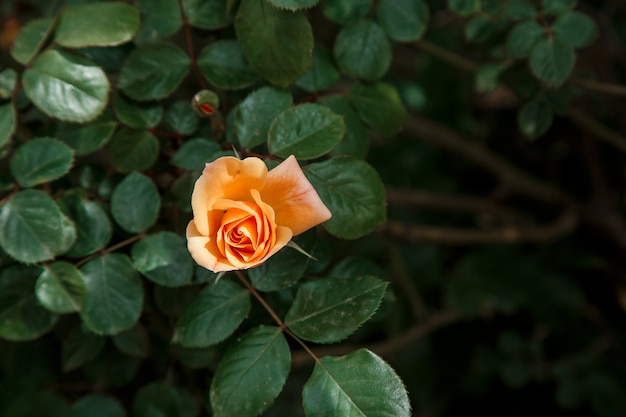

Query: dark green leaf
left=135, top=0, right=182, bottom=43
left=0, top=190, right=76, bottom=263
left=303, top=349, right=411, bottom=417
left=0, top=68, right=17, bottom=99
left=171, top=138, right=222, bottom=170
left=114, top=94, right=163, bottom=129
left=323, top=0, right=370, bottom=24
left=529, top=37, right=575, bottom=86
left=350, top=82, right=407, bottom=137
left=210, top=326, right=290, bottom=417
left=77, top=45, right=129, bottom=73
left=330, top=256, right=386, bottom=280
left=249, top=230, right=316, bottom=291
left=377, top=0, right=429, bottom=42
left=475, top=64, right=505, bottom=93
left=58, top=192, right=112, bottom=258
left=110, top=172, right=160, bottom=233
left=132, top=232, right=193, bottom=287
left=10, top=17, right=54, bottom=65
left=542, top=0, right=576, bottom=15
left=448, top=0, right=480, bottom=15
left=35, top=262, right=86, bottom=314
left=0, top=103, right=15, bottom=147
left=61, top=325, right=104, bottom=371
left=267, top=0, right=319, bottom=10
left=5, top=392, right=69, bottom=417
left=183, top=0, right=234, bottom=30
left=319, top=95, right=370, bottom=159
left=154, top=285, right=201, bottom=318
left=296, top=44, right=340, bottom=93
left=235, top=86, right=292, bottom=148
left=164, top=101, right=199, bottom=136
left=108, top=128, right=159, bottom=173
left=55, top=2, right=140, bottom=48
left=83, top=346, right=140, bottom=388
left=173, top=279, right=250, bottom=348
left=465, top=15, right=495, bottom=43
left=80, top=254, right=143, bottom=335
left=56, top=113, right=117, bottom=156
left=518, top=97, right=554, bottom=138
left=197, top=39, right=259, bottom=89
left=132, top=382, right=198, bottom=417
left=177, top=346, right=216, bottom=369
left=506, top=20, right=545, bottom=58
left=10, top=137, right=73, bottom=187
left=0, top=264, right=57, bottom=341
left=305, top=157, right=386, bottom=239
left=118, top=42, right=190, bottom=101
left=285, top=276, right=387, bottom=343
left=112, top=323, right=150, bottom=358
left=553, top=11, right=598, bottom=48
left=268, top=103, right=344, bottom=159
left=71, top=394, right=125, bottom=417
left=236, top=0, right=313, bottom=88
left=23, top=50, right=109, bottom=122
left=505, top=0, right=537, bottom=19
left=334, top=19, right=391, bottom=81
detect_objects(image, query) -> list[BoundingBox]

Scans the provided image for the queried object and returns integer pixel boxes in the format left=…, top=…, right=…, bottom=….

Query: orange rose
left=187, top=155, right=332, bottom=272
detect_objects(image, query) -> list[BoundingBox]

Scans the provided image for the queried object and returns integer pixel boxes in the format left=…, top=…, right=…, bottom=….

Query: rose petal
left=262, top=155, right=332, bottom=235
left=191, top=157, right=267, bottom=236
left=186, top=220, right=234, bottom=273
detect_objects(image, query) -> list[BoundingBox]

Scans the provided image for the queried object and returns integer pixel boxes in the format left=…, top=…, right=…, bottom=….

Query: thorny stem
left=75, top=233, right=146, bottom=267
left=177, top=0, right=207, bottom=90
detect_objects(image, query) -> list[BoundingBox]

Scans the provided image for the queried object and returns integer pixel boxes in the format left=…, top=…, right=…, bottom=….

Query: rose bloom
left=187, top=155, right=331, bottom=273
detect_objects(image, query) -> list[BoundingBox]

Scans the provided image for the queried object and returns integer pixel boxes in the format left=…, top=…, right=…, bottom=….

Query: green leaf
left=448, top=0, right=480, bottom=15
left=296, top=44, right=340, bottom=93
left=323, top=0, right=370, bottom=24
left=183, top=0, right=234, bottom=30
left=58, top=192, right=112, bottom=258
left=197, top=39, right=259, bottom=89
left=110, top=172, right=160, bottom=233
left=83, top=346, right=140, bottom=388
left=35, top=262, right=86, bottom=314
left=0, top=68, right=17, bottom=99
left=5, top=392, right=69, bottom=417
left=56, top=113, right=117, bottom=156
left=235, top=86, right=292, bottom=148
left=132, top=232, right=193, bottom=287
left=154, top=285, right=201, bottom=318
left=249, top=230, right=316, bottom=291
left=71, top=394, right=125, bottom=417
left=112, top=323, right=150, bottom=358
left=10, top=17, right=54, bottom=65
left=132, top=382, right=198, bottom=417
left=108, top=128, right=159, bottom=173
left=304, top=157, right=386, bottom=239
left=235, top=0, right=313, bottom=88
left=80, top=254, right=143, bottom=335
left=377, top=0, right=429, bottom=42
left=506, top=20, right=545, bottom=58
left=268, top=103, right=345, bottom=160
left=113, top=94, right=163, bottom=129
left=171, top=138, right=222, bottom=170
left=319, top=95, right=370, bottom=159
left=118, top=42, right=190, bottom=101
left=475, top=63, right=505, bottom=93
left=210, top=326, right=290, bottom=417
left=553, top=11, right=598, bottom=48
left=0, top=265, right=57, bottom=341
left=303, top=349, right=411, bottom=417
left=285, top=276, right=387, bottom=343
left=465, top=15, right=495, bottom=43
left=0, top=190, right=76, bottom=263
left=23, top=50, right=109, bottom=122
left=350, top=82, right=407, bottom=137
left=518, top=97, right=554, bottom=138
left=173, top=279, right=250, bottom=348
left=10, top=138, right=73, bottom=188
left=55, top=2, right=140, bottom=48
left=62, top=325, right=104, bottom=371
left=333, top=19, right=391, bottom=81
left=542, top=0, right=576, bottom=15
left=505, top=0, right=537, bottom=19
left=164, top=101, right=199, bottom=136
left=177, top=346, right=216, bottom=369
left=529, top=37, right=575, bottom=87
left=135, top=0, right=182, bottom=43
left=267, top=0, right=319, bottom=10
left=0, top=103, right=15, bottom=148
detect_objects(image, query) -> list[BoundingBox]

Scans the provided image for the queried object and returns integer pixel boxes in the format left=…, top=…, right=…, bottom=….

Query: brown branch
left=566, top=107, right=626, bottom=155
left=381, top=210, right=578, bottom=245
left=177, top=0, right=207, bottom=90
left=570, top=76, right=626, bottom=96
left=291, top=311, right=460, bottom=368
left=404, top=116, right=569, bottom=205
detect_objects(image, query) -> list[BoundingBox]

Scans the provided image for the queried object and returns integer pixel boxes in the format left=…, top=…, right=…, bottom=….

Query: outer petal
left=186, top=220, right=235, bottom=273
left=261, top=155, right=332, bottom=235
left=191, top=157, right=268, bottom=236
